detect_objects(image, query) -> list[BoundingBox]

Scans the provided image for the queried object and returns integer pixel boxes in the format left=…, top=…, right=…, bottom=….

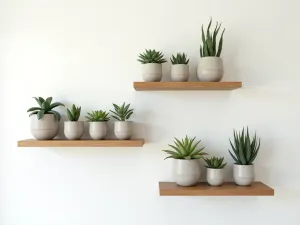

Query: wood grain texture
left=18, top=139, right=145, bottom=147
left=134, top=82, right=242, bottom=91
left=159, top=182, right=274, bottom=196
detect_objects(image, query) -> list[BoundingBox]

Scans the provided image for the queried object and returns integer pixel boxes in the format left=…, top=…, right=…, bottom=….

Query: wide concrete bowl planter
left=30, top=114, right=58, bottom=140
left=233, top=164, right=255, bottom=186
left=197, top=57, right=224, bottom=82
left=142, top=63, right=163, bottom=82
left=173, top=159, right=201, bottom=186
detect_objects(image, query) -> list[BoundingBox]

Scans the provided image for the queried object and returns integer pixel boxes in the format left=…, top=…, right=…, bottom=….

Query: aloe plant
left=110, top=102, right=134, bottom=121
left=162, top=136, right=207, bottom=160
left=170, top=53, right=189, bottom=65
left=228, top=127, right=260, bottom=165
left=66, top=104, right=81, bottom=121
left=86, top=110, right=110, bottom=122
left=137, top=49, right=167, bottom=64
left=200, top=18, right=225, bottom=57
left=27, top=97, right=64, bottom=121
left=204, top=157, right=227, bottom=169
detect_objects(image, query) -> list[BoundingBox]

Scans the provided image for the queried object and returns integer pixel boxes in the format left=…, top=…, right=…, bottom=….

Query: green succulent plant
left=86, top=110, right=110, bottom=122
left=66, top=104, right=81, bottom=121
left=204, top=157, right=227, bottom=169
left=137, top=49, right=167, bottom=64
left=110, top=102, right=134, bottom=121
left=170, top=53, right=189, bottom=65
left=27, top=97, right=65, bottom=121
left=162, top=136, right=208, bottom=160
left=228, top=127, right=260, bottom=165
left=200, top=18, right=225, bottom=57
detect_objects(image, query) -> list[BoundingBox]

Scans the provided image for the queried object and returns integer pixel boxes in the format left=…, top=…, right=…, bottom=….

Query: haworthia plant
left=228, top=127, right=261, bottom=165
left=204, top=157, right=227, bottom=169
left=67, top=104, right=81, bottom=121
left=86, top=110, right=110, bottom=122
left=27, top=97, right=65, bottom=121
left=170, top=53, right=189, bottom=65
left=137, top=49, right=167, bottom=64
left=200, top=18, right=225, bottom=57
left=110, top=102, right=134, bottom=121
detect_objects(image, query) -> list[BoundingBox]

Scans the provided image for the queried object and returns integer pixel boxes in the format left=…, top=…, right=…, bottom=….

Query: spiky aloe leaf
left=216, top=29, right=225, bottom=57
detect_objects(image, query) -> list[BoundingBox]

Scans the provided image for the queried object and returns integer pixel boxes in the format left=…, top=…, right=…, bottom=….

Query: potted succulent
left=197, top=18, right=225, bottom=82
left=64, top=104, right=84, bottom=140
left=228, top=127, right=261, bottom=186
left=170, top=53, right=189, bottom=82
left=110, top=102, right=134, bottom=140
left=204, top=157, right=227, bottom=186
left=86, top=110, right=110, bottom=140
left=27, top=97, right=64, bottom=140
left=162, top=136, right=207, bottom=187
left=137, top=49, right=167, bottom=82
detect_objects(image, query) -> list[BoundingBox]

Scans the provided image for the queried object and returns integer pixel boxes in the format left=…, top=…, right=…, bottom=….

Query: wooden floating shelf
left=159, top=182, right=274, bottom=196
left=133, top=82, right=242, bottom=91
left=18, top=139, right=145, bottom=147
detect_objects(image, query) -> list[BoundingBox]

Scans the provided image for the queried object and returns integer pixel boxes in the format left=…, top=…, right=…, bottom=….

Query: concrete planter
left=30, top=114, right=58, bottom=140
left=233, top=164, right=255, bottom=186
left=173, top=159, right=201, bottom=186
left=197, top=57, right=224, bottom=82
left=171, top=64, right=189, bottom=82
left=142, top=63, right=163, bottom=82
left=206, top=168, right=225, bottom=186
left=114, top=121, right=132, bottom=140
left=89, top=122, right=108, bottom=140
left=64, top=121, right=84, bottom=140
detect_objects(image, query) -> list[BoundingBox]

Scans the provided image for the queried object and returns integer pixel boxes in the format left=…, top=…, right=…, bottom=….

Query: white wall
left=1, top=0, right=300, bottom=224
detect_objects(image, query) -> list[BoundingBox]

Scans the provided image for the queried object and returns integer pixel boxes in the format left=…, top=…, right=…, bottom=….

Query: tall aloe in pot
left=228, top=127, right=260, bottom=186
left=197, top=18, right=225, bottom=82
left=162, top=136, right=207, bottom=186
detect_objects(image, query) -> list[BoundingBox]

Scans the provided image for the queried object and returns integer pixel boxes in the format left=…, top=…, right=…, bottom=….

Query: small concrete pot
left=89, top=122, right=108, bottom=140
left=171, top=64, right=189, bottom=82
left=114, top=121, right=132, bottom=140
left=233, top=164, right=255, bottom=186
left=197, top=57, right=224, bottom=82
left=142, top=63, right=162, bottom=82
left=30, top=114, right=59, bottom=140
left=206, top=168, right=225, bottom=186
left=64, top=121, right=84, bottom=140
left=174, top=159, right=201, bottom=186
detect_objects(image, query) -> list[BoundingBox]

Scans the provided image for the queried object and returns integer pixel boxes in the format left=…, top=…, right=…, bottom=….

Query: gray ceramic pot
left=30, top=114, right=58, bottom=140
left=173, top=159, right=201, bottom=186
left=233, top=164, right=255, bottom=186
left=114, top=121, right=132, bottom=140
left=197, top=57, right=224, bottom=82
left=89, top=122, right=108, bottom=140
left=206, top=168, right=225, bottom=186
left=171, top=64, right=189, bottom=82
left=64, top=121, right=84, bottom=140
left=142, top=63, right=162, bottom=82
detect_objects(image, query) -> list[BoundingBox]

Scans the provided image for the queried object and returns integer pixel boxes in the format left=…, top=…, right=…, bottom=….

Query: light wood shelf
left=18, top=139, right=145, bottom=147
left=159, top=182, right=274, bottom=196
left=134, top=82, right=242, bottom=91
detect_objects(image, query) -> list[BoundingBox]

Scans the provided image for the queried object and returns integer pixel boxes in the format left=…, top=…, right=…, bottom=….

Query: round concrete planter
left=233, top=164, right=255, bottom=186
left=206, top=168, right=225, bottom=186
left=197, top=57, right=224, bottom=82
left=171, top=64, right=189, bottom=82
left=142, top=63, right=162, bottom=82
left=64, top=121, right=84, bottom=140
left=114, top=121, right=132, bottom=140
left=89, top=122, right=108, bottom=140
left=174, top=159, right=201, bottom=186
left=30, top=114, right=58, bottom=140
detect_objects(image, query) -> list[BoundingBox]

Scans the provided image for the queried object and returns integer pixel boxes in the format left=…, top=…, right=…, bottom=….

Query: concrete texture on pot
left=197, top=57, right=224, bottom=82
left=206, top=168, right=225, bottom=186
left=114, top=121, right=132, bottom=140
left=171, top=64, right=189, bottom=82
left=89, top=122, right=108, bottom=140
left=64, top=121, right=84, bottom=140
left=173, top=159, right=201, bottom=186
left=233, top=164, right=255, bottom=186
left=142, top=63, right=162, bottom=82
left=30, top=114, right=59, bottom=140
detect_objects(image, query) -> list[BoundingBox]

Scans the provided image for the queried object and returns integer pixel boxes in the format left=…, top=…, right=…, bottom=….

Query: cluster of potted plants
left=27, top=97, right=134, bottom=140
left=137, top=18, right=225, bottom=82
left=162, top=127, right=260, bottom=187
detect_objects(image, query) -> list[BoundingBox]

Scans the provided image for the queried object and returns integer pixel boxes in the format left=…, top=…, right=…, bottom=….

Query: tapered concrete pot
left=197, top=57, right=224, bottom=82
left=30, top=114, right=58, bottom=140
left=89, top=122, right=108, bottom=140
left=233, top=164, right=255, bottom=186
left=114, top=121, right=132, bottom=140
left=174, top=159, right=201, bottom=186
left=64, top=121, right=84, bottom=140
left=142, top=63, right=162, bottom=82
left=171, top=64, right=189, bottom=82
left=206, top=168, right=225, bottom=186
